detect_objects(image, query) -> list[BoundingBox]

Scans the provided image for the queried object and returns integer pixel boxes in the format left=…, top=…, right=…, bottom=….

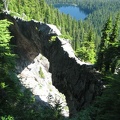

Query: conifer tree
left=108, top=15, right=120, bottom=73
left=96, top=16, right=120, bottom=73
left=0, top=19, right=15, bottom=81
left=0, top=19, right=16, bottom=117
left=0, top=1, right=3, bottom=12
left=75, top=30, right=96, bottom=63
left=110, top=15, right=119, bottom=44
left=97, top=17, right=112, bottom=72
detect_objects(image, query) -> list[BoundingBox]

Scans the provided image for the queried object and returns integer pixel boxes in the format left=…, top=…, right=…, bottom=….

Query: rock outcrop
left=0, top=13, right=101, bottom=117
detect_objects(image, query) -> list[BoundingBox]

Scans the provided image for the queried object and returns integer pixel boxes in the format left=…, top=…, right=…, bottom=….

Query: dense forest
left=46, top=0, right=120, bottom=64
left=0, top=0, right=120, bottom=120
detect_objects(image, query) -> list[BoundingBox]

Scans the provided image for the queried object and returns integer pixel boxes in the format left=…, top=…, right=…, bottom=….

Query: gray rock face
left=17, top=53, right=69, bottom=116
left=39, top=23, right=61, bottom=36
left=0, top=13, right=102, bottom=117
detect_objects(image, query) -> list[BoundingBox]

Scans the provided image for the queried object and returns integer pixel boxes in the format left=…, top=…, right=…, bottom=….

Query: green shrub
left=39, top=67, right=45, bottom=78
left=1, top=115, right=14, bottom=120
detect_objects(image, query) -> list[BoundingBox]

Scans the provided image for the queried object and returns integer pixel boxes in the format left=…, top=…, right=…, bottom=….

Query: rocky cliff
left=0, top=13, right=102, bottom=117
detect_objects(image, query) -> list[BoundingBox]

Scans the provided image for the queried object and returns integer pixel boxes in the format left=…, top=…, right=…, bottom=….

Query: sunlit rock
left=0, top=13, right=102, bottom=117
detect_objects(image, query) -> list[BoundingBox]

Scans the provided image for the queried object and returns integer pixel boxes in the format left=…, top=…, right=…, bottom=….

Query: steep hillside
left=0, top=13, right=102, bottom=117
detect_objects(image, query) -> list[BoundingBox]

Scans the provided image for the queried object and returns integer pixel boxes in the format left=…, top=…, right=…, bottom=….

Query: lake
left=54, top=4, right=87, bottom=20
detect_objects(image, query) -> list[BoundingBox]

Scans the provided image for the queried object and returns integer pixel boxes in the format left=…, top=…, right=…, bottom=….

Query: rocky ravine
left=0, top=13, right=102, bottom=117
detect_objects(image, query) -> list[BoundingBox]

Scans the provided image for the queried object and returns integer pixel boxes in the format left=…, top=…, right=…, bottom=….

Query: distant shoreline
left=53, top=3, right=78, bottom=7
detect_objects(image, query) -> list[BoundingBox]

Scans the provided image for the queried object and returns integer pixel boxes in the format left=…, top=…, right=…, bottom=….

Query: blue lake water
left=54, top=4, right=87, bottom=20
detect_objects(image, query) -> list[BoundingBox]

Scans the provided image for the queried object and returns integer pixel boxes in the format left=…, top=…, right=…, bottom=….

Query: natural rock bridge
left=0, top=13, right=102, bottom=117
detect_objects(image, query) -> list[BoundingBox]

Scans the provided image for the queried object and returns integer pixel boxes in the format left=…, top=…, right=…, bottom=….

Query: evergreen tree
left=0, top=19, right=14, bottom=75
left=97, top=16, right=120, bottom=73
left=0, top=0, right=3, bottom=12
left=0, top=19, right=16, bottom=117
left=110, top=15, right=119, bottom=43
left=108, top=15, right=120, bottom=73
left=96, top=17, right=112, bottom=72
left=76, top=30, right=96, bottom=63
